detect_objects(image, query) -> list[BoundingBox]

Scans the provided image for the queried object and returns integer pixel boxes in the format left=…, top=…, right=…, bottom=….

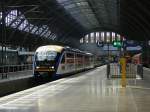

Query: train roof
left=64, top=46, right=93, bottom=55
left=36, top=45, right=93, bottom=55
left=36, top=45, right=64, bottom=53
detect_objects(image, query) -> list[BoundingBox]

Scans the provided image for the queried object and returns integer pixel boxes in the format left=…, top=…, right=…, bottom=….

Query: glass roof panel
left=1, top=10, right=57, bottom=40
left=65, top=4, right=76, bottom=9
left=56, top=0, right=99, bottom=29
left=57, top=0, right=119, bottom=30
left=0, top=12, right=2, bottom=20
left=57, top=0, right=68, bottom=3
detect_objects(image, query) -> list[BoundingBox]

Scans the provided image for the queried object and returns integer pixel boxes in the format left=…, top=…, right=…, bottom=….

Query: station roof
left=0, top=0, right=150, bottom=47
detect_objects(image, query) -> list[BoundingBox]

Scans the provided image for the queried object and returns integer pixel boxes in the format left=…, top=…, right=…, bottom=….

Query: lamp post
left=1, top=0, right=7, bottom=78
left=107, top=42, right=110, bottom=63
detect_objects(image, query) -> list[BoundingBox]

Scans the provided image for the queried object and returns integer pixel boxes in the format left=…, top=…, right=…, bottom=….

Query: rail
left=0, top=64, right=32, bottom=79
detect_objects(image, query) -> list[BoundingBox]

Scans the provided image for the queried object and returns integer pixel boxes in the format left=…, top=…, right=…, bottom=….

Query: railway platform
left=0, top=65, right=150, bottom=112
left=0, top=70, right=33, bottom=97
left=0, top=70, right=32, bottom=83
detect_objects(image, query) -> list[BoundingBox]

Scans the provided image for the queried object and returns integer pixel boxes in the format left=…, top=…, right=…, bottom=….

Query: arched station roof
left=0, top=0, right=150, bottom=47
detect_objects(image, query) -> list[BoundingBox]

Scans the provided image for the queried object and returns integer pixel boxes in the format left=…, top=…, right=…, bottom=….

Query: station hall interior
left=0, top=0, right=150, bottom=112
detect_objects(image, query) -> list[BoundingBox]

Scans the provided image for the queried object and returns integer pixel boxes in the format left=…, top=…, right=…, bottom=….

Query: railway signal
left=112, top=41, right=123, bottom=48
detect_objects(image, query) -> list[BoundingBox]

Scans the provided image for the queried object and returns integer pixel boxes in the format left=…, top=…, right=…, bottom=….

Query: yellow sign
left=35, top=68, right=55, bottom=72
left=120, top=58, right=126, bottom=87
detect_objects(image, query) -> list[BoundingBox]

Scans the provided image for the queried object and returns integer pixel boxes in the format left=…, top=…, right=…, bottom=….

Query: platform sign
left=97, top=41, right=104, bottom=47
left=125, top=40, right=139, bottom=47
left=103, top=45, right=118, bottom=51
left=126, top=46, right=142, bottom=51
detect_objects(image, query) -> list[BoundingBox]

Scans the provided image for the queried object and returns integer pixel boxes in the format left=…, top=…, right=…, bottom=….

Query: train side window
left=77, top=54, right=82, bottom=58
left=61, top=55, right=65, bottom=64
left=66, top=53, right=74, bottom=58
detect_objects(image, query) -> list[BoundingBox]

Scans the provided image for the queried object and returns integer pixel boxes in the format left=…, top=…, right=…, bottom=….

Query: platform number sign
left=97, top=41, right=104, bottom=47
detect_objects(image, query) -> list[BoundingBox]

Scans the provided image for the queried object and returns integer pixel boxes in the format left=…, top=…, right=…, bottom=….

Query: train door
left=76, top=53, right=84, bottom=71
left=57, top=52, right=66, bottom=74
left=65, top=52, right=75, bottom=73
left=90, top=55, right=94, bottom=68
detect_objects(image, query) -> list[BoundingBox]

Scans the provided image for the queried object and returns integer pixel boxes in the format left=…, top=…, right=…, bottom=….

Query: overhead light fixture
left=76, top=3, right=81, bottom=6
left=148, top=40, right=150, bottom=46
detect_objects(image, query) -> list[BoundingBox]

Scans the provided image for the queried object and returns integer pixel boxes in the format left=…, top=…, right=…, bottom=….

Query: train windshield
left=35, top=51, right=59, bottom=66
left=36, top=51, right=58, bottom=61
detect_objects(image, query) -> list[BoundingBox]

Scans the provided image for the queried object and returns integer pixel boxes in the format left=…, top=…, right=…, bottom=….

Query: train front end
left=33, top=45, right=64, bottom=77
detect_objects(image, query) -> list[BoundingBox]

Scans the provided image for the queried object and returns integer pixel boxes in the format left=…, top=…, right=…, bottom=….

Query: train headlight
left=36, top=66, right=40, bottom=69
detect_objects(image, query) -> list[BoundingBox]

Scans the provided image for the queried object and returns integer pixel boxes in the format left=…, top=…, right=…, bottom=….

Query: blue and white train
left=33, top=45, right=95, bottom=78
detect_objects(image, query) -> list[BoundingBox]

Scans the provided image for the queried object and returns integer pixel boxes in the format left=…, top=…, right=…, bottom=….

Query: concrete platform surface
left=0, top=65, right=150, bottom=112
